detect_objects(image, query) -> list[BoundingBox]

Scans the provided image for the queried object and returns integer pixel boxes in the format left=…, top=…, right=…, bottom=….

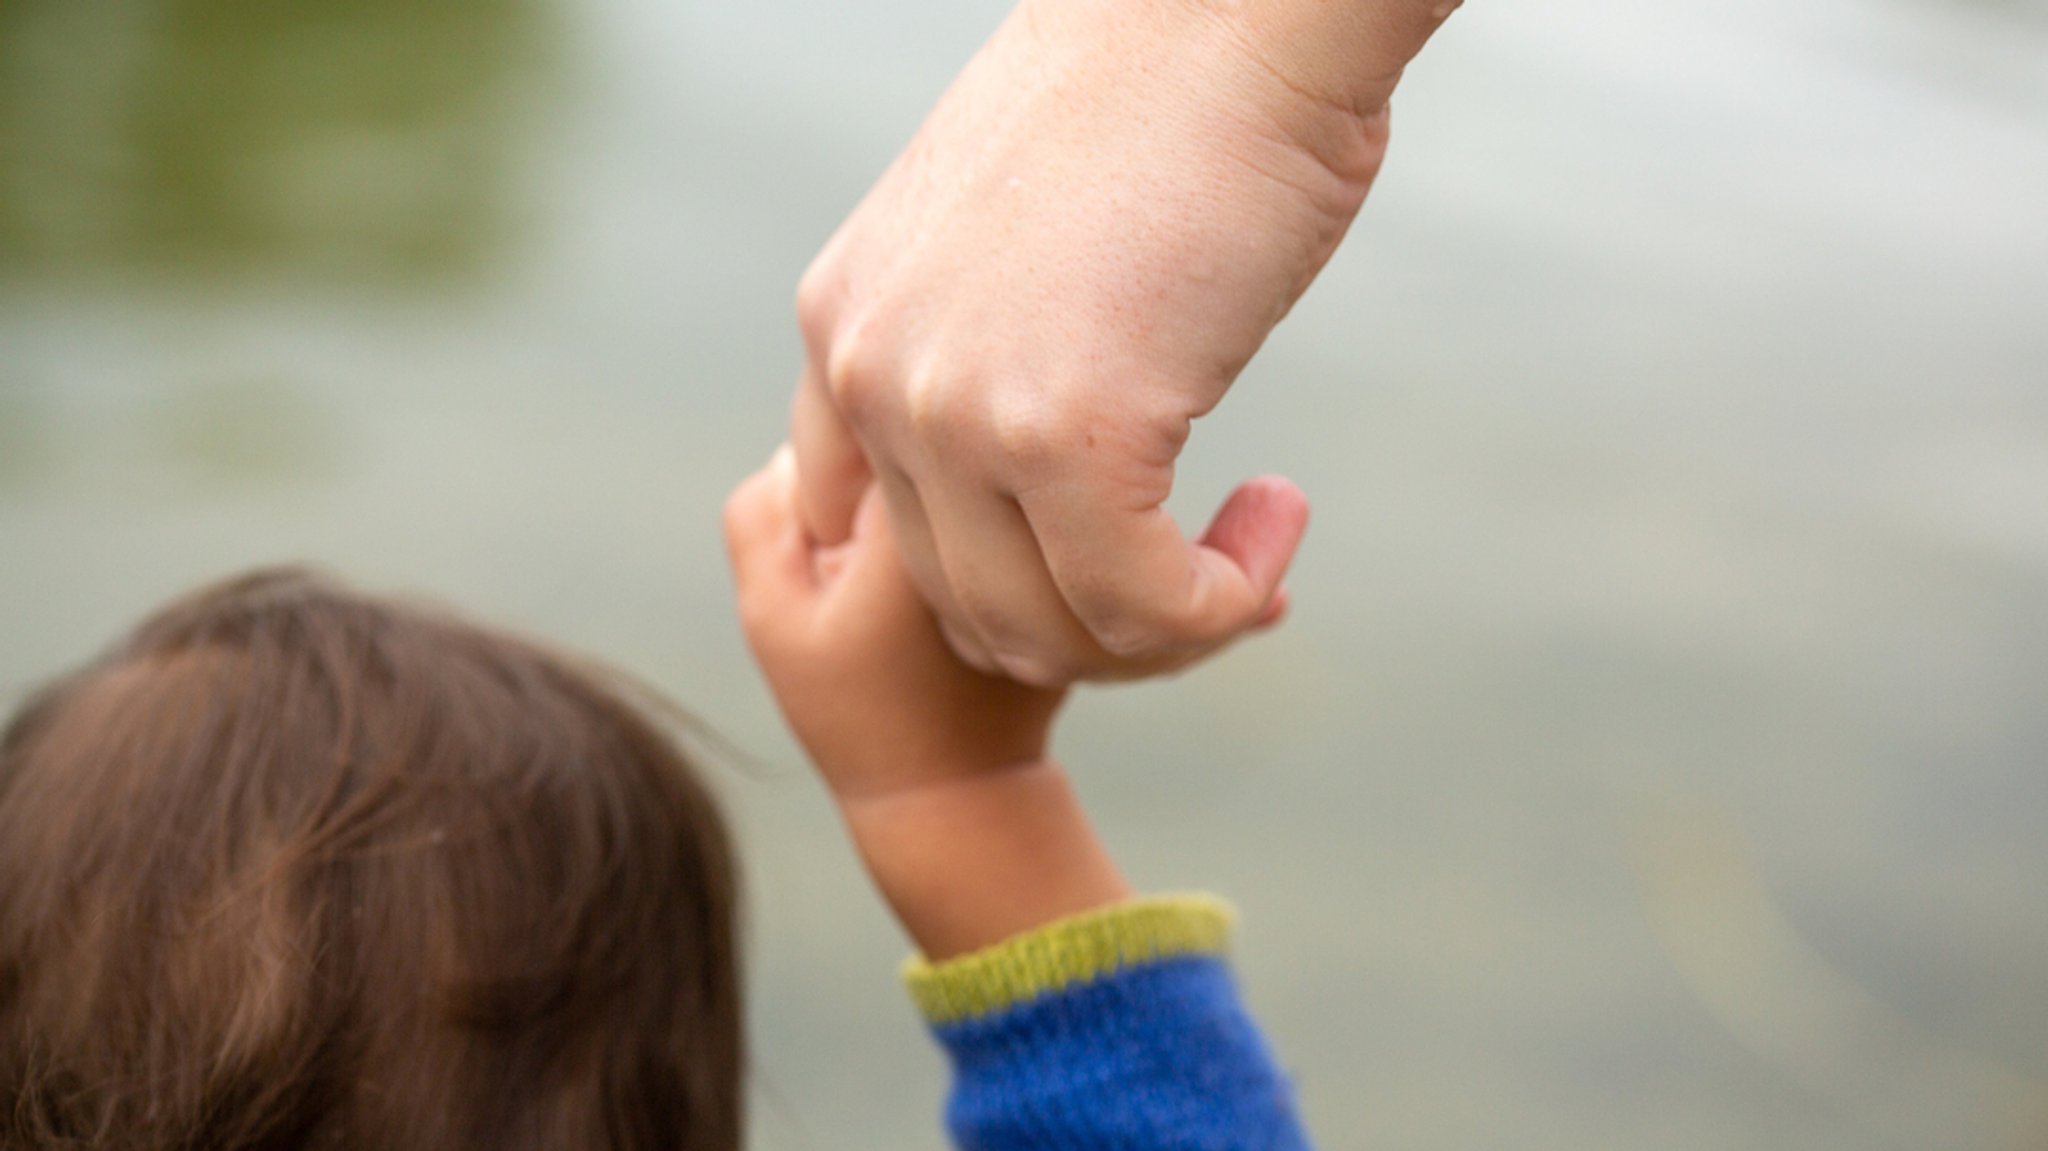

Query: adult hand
left=793, top=0, right=1460, bottom=684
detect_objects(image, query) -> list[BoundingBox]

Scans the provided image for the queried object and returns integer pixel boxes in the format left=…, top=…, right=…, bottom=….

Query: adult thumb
left=1197, top=475, right=1311, bottom=618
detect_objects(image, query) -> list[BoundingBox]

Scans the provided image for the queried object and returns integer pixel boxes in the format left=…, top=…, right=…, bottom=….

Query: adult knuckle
left=821, top=311, right=900, bottom=426
left=902, top=368, right=1001, bottom=469
left=794, top=255, right=840, bottom=350
left=899, top=361, right=952, bottom=437
left=901, top=371, right=1085, bottom=478
left=987, top=392, right=1088, bottom=481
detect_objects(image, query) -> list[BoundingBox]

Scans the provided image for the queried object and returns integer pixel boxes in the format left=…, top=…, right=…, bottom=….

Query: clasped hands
left=784, top=0, right=1459, bottom=686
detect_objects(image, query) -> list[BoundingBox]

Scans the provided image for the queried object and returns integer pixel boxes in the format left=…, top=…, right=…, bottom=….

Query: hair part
left=0, top=567, right=742, bottom=1151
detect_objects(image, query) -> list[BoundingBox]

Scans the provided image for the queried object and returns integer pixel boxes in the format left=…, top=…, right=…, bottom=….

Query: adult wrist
left=1019, top=0, right=1418, bottom=189
left=1228, top=0, right=1451, bottom=108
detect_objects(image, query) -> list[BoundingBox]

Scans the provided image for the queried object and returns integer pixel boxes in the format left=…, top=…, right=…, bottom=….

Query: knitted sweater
left=904, top=895, right=1312, bottom=1150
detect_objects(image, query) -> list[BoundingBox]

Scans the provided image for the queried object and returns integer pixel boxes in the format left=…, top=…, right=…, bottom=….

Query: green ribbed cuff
left=904, top=894, right=1236, bottom=1026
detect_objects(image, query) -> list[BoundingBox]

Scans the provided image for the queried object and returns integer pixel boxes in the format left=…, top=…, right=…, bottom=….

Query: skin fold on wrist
left=834, top=758, right=1132, bottom=962
left=1023, top=0, right=1441, bottom=181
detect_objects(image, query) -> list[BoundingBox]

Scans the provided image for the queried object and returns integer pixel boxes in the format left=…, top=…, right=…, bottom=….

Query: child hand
left=728, top=446, right=1128, bottom=958
left=724, top=446, right=1066, bottom=803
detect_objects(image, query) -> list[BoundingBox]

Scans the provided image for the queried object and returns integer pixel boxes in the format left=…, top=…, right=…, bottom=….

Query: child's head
left=0, top=568, right=742, bottom=1151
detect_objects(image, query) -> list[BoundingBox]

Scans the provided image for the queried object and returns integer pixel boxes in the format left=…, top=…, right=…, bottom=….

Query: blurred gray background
left=4, top=0, right=2047, bottom=1146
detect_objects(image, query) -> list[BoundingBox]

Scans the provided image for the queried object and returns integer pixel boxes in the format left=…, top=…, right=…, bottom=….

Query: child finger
left=723, top=448, right=816, bottom=615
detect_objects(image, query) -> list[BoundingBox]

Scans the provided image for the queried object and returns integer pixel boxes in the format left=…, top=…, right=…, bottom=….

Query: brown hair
left=0, top=568, right=742, bottom=1151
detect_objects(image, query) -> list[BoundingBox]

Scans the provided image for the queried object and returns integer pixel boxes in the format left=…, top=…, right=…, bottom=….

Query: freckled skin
left=789, top=0, right=1461, bottom=685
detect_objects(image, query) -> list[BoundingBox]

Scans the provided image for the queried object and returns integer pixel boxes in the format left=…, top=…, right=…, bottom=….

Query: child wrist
left=834, top=759, right=1130, bottom=961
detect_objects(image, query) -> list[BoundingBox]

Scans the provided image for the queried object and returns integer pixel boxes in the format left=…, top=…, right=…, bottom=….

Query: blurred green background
left=4, top=0, right=2048, bottom=1147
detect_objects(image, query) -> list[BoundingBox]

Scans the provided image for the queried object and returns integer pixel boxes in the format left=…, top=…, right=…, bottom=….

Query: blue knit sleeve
left=903, top=896, right=1312, bottom=1151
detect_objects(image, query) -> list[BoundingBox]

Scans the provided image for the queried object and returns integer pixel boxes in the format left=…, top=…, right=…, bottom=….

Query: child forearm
left=727, top=456, right=1315, bottom=1150
left=834, top=759, right=1130, bottom=962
